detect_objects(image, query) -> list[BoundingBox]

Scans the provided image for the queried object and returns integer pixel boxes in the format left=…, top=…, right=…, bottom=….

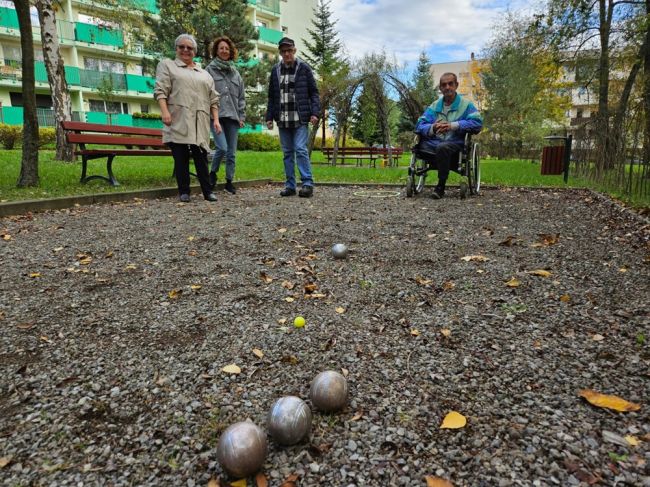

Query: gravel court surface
left=0, top=185, right=649, bottom=487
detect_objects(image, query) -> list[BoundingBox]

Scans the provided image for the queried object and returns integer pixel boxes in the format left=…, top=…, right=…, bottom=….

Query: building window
left=140, top=104, right=150, bottom=113
left=89, top=99, right=125, bottom=113
left=84, top=57, right=125, bottom=73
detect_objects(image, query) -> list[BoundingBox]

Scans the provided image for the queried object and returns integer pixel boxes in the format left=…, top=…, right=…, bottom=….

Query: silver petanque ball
left=216, top=421, right=267, bottom=478
left=309, top=370, right=349, bottom=412
left=267, top=396, right=312, bottom=446
left=331, top=243, right=348, bottom=259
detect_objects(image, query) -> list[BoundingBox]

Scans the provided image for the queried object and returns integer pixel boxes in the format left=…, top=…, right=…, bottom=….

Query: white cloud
left=329, top=0, right=525, bottom=64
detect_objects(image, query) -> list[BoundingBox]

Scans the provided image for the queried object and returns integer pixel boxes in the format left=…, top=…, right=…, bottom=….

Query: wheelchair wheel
left=406, top=153, right=428, bottom=197
left=468, top=143, right=480, bottom=195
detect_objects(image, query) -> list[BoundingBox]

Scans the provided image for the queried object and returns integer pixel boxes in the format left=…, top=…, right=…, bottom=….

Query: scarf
left=208, top=58, right=234, bottom=73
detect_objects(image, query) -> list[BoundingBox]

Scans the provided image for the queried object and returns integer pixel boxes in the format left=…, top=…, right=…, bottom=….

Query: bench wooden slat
left=74, top=149, right=170, bottom=156
left=62, top=120, right=163, bottom=137
left=67, top=133, right=165, bottom=147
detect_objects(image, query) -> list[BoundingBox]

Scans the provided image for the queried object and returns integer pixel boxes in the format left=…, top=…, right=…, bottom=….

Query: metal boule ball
left=309, top=370, right=348, bottom=412
left=216, top=421, right=267, bottom=478
left=331, top=243, right=348, bottom=259
left=267, top=396, right=312, bottom=446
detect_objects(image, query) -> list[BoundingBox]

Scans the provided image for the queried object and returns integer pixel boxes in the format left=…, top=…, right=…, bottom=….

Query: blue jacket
left=415, top=94, right=482, bottom=148
left=266, top=58, right=320, bottom=124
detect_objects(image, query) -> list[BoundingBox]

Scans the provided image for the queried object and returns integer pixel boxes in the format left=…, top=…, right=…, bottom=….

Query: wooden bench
left=321, top=147, right=403, bottom=167
left=63, top=121, right=170, bottom=186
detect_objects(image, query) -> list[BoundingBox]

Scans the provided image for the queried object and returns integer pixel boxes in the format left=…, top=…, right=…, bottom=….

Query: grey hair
left=175, top=33, right=197, bottom=51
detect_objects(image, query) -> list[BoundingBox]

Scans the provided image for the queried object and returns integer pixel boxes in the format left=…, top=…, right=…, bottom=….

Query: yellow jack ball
left=294, top=316, right=306, bottom=328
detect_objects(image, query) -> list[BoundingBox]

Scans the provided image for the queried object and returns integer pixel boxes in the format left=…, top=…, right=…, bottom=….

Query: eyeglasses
left=177, top=45, right=194, bottom=51
left=279, top=49, right=294, bottom=54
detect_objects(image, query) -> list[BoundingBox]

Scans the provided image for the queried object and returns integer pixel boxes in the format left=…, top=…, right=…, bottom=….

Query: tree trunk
left=596, top=0, right=613, bottom=171
left=36, top=0, right=73, bottom=161
left=14, top=0, right=39, bottom=186
left=644, top=0, right=650, bottom=175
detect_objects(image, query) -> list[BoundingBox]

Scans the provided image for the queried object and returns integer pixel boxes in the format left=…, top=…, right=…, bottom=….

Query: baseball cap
left=278, top=37, right=295, bottom=48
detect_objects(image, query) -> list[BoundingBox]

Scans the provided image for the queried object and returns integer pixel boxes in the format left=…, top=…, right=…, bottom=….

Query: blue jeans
left=210, top=118, right=239, bottom=181
left=278, top=124, right=313, bottom=190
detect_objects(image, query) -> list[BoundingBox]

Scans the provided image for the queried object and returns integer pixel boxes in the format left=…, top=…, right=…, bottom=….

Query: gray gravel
left=1, top=185, right=649, bottom=486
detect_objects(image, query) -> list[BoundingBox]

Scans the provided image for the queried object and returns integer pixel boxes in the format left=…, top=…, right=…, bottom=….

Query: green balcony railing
left=0, top=6, right=19, bottom=29
left=73, top=0, right=159, bottom=14
left=257, top=26, right=283, bottom=45
left=125, top=73, right=155, bottom=93
left=247, top=0, right=280, bottom=15
left=79, top=69, right=127, bottom=90
left=75, top=22, right=124, bottom=48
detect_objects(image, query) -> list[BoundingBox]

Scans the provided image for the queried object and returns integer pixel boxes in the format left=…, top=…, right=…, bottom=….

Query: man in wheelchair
left=414, top=72, right=483, bottom=199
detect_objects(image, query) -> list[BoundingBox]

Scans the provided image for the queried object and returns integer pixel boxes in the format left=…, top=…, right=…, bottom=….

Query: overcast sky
left=328, top=0, right=533, bottom=68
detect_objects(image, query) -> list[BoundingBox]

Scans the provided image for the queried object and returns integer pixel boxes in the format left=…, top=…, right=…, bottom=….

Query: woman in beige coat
left=154, top=33, right=221, bottom=202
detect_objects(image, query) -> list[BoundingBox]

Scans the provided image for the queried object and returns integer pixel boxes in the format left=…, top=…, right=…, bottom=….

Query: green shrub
left=312, top=136, right=365, bottom=149
left=133, top=112, right=162, bottom=119
left=238, top=132, right=281, bottom=151
left=0, top=124, right=22, bottom=150
left=38, top=127, right=56, bottom=148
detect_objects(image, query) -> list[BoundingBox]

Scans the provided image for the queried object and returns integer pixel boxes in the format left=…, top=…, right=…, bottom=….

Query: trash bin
left=541, top=135, right=572, bottom=183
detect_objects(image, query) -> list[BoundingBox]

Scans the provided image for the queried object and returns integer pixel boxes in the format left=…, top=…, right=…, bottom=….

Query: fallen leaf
left=506, top=277, right=521, bottom=287
left=335, top=306, right=345, bottom=314
left=207, top=476, right=220, bottom=486
left=168, top=289, right=182, bottom=299
left=16, top=323, right=34, bottom=330
left=277, top=227, right=287, bottom=233
left=277, top=318, right=287, bottom=325
left=53, top=246, right=64, bottom=252
left=29, top=272, right=41, bottom=278
left=499, top=236, right=515, bottom=247
left=425, top=476, right=454, bottom=487
left=0, top=456, right=12, bottom=468
left=625, top=435, right=639, bottom=446
left=536, top=233, right=560, bottom=246
left=415, top=276, right=433, bottom=286
left=440, top=328, right=451, bottom=338
left=560, top=294, right=571, bottom=302
left=260, top=272, right=273, bottom=284
left=230, top=480, right=246, bottom=487
left=303, top=283, right=318, bottom=293
left=190, top=284, right=202, bottom=290
left=341, top=368, right=349, bottom=377
left=125, top=263, right=137, bottom=270
left=440, top=411, right=466, bottom=429
left=79, top=257, right=92, bottom=265
left=2, top=234, right=12, bottom=241
left=307, top=293, right=327, bottom=299
left=527, top=269, right=552, bottom=278
left=284, top=297, right=295, bottom=303
left=579, top=389, right=641, bottom=412
left=351, top=411, right=363, bottom=421
left=40, top=335, right=52, bottom=343
left=281, top=355, right=299, bottom=365
left=187, top=236, right=195, bottom=241
left=592, top=334, right=605, bottom=341
left=281, top=280, right=295, bottom=290
left=442, top=281, right=455, bottom=291
left=222, top=364, right=241, bottom=374
left=461, top=254, right=488, bottom=262
left=619, top=267, right=628, bottom=273
left=410, top=329, right=421, bottom=336
left=255, top=472, right=268, bottom=487
left=252, top=348, right=264, bottom=359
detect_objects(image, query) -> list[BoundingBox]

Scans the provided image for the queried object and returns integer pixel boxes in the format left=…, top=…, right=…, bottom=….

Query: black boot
left=209, top=171, right=217, bottom=189
left=224, top=179, right=236, bottom=195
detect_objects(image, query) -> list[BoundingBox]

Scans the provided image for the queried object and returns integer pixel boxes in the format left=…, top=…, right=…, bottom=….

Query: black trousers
left=168, top=142, right=213, bottom=197
left=422, top=141, right=462, bottom=188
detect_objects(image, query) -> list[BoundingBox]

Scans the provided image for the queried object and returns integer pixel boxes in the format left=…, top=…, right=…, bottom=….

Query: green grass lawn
left=1, top=150, right=646, bottom=208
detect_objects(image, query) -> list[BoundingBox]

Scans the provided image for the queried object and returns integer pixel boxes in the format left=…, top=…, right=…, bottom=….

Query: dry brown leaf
left=255, top=472, right=268, bottom=487
left=40, top=335, right=52, bottom=343
left=230, top=480, right=246, bottom=487
left=222, top=364, right=241, bottom=375
left=207, top=476, right=220, bottom=487
left=252, top=348, right=264, bottom=359
left=281, top=280, right=295, bottom=290
left=341, top=368, right=349, bottom=377
left=560, top=294, right=571, bottom=302
left=335, top=306, right=345, bottom=314
left=16, top=323, right=34, bottom=330
left=415, top=276, right=433, bottom=286
left=461, top=254, right=488, bottom=262
left=625, top=435, right=639, bottom=446
left=579, top=389, right=641, bottom=412
left=351, top=411, right=363, bottom=421
left=190, top=284, right=202, bottom=290
left=125, top=263, right=137, bottom=270
left=277, top=227, right=287, bottom=233
left=592, top=334, right=605, bottom=341
left=618, top=266, right=628, bottom=273
left=260, top=272, right=273, bottom=284
left=506, top=277, right=521, bottom=287
left=187, top=235, right=195, bottom=241
left=279, top=482, right=297, bottom=487
left=277, top=318, right=287, bottom=325
left=410, top=329, right=421, bottom=336
left=425, top=476, right=454, bottom=487
left=527, top=269, right=552, bottom=278
left=79, top=257, right=92, bottom=265
left=440, top=411, right=467, bottom=429
left=442, top=281, right=455, bottom=291
left=281, top=355, right=299, bottom=365
left=2, top=234, right=11, bottom=241
left=0, top=456, right=12, bottom=468
left=307, top=293, right=327, bottom=299
left=29, top=272, right=41, bottom=278
left=53, top=246, right=64, bottom=252
left=304, top=283, right=318, bottom=293
left=284, top=297, right=295, bottom=303
left=532, top=233, right=560, bottom=247
left=499, top=236, right=515, bottom=247
left=168, top=289, right=182, bottom=299
left=440, top=328, right=451, bottom=338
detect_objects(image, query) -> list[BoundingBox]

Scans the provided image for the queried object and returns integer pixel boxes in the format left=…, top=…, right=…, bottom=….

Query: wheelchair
left=405, top=132, right=480, bottom=199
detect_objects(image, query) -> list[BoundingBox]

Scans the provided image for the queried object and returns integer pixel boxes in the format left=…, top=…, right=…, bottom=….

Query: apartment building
left=0, top=0, right=317, bottom=127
